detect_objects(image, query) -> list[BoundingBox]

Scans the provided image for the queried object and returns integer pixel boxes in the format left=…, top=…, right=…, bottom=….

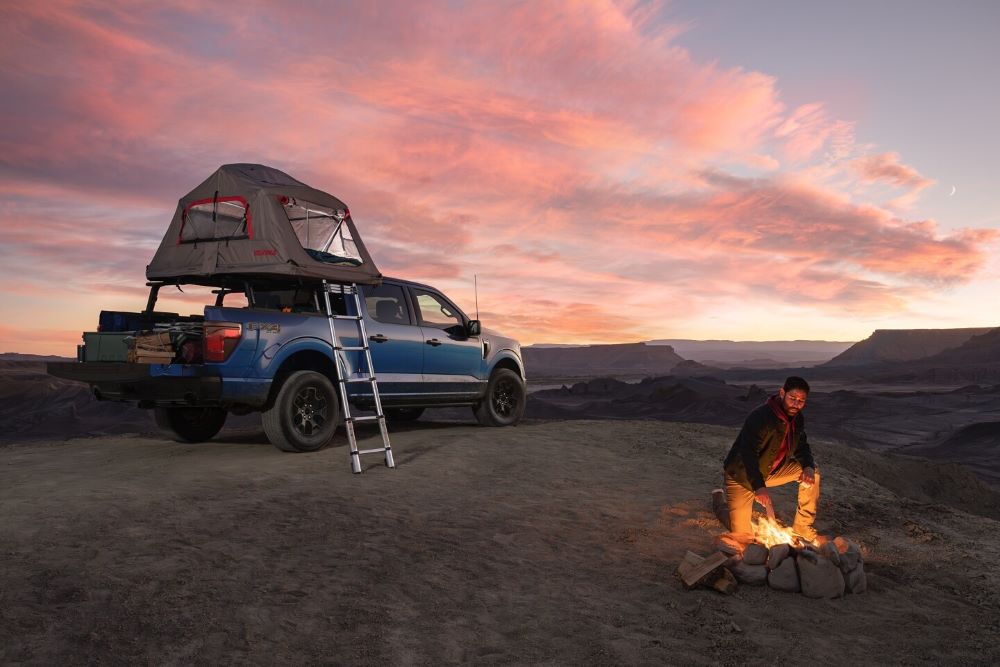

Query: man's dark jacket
left=724, top=401, right=815, bottom=491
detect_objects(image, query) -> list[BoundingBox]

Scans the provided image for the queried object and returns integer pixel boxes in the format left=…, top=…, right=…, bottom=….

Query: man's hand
left=754, top=488, right=774, bottom=517
left=799, top=466, right=816, bottom=489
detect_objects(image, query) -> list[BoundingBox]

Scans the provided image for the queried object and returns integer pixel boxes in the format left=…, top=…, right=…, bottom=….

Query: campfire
left=750, top=514, right=818, bottom=549
left=679, top=490, right=867, bottom=598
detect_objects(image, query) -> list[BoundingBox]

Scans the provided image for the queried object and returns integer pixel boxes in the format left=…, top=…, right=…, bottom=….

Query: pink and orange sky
left=2, top=1, right=998, bottom=355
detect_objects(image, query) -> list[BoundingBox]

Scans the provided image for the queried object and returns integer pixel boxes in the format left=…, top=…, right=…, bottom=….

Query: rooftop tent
left=146, top=164, right=382, bottom=285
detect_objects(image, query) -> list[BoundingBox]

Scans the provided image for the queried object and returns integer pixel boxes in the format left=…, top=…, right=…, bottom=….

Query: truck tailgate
left=46, top=362, right=222, bottom=405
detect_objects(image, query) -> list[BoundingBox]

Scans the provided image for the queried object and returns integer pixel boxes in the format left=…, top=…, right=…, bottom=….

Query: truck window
left=154, top=284, right=237, bottom=318
left=413, top=289, right=463, bottom=332
left=252, top=287, right=343, bottom=314
left=365, top=284, right=411, bottom=325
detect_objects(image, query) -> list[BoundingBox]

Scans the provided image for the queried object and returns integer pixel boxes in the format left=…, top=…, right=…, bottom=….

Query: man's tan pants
left=724, top=459, right=820, bottom=536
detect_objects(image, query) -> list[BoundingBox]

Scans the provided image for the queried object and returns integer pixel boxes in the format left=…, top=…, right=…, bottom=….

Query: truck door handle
left=426, top=338, right=442, bottom=347
left=369, top=334, right=388, bottom=344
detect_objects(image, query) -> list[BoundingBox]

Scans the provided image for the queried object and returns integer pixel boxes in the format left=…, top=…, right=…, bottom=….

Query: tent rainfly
left=146, top=164, right=382, bottom=285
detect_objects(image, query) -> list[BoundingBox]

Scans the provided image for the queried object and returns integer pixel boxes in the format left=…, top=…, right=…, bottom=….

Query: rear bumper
left=47, top=361, right=222, bottom=406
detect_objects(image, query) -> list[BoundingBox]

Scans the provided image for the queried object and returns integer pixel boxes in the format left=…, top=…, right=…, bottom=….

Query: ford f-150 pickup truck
left=48, top=276, right=526, bottom=452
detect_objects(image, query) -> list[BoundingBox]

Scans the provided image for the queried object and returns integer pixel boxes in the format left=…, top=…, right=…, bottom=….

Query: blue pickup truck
left=47, top=276, right=526, bottom=452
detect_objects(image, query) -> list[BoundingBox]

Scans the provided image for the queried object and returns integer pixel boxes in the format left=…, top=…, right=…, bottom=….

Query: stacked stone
left=718, top=535, right=865, bottom=598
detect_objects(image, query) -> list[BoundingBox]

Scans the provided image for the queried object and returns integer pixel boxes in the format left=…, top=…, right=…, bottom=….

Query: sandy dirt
left=2, top=420, right=999, bottom=665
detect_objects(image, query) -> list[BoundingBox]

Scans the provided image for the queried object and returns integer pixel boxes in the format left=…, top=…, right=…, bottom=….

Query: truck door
left=409, top=287, right=483, bottom=398
left=359, top=282, right=424, bottom=398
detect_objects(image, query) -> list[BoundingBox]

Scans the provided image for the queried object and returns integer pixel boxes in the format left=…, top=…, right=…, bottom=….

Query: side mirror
left=466, top=319, right=482, bottom=336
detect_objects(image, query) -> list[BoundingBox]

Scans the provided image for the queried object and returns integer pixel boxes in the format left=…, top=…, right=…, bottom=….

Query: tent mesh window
left=280, top=196, right=362, bottom=266
left=180, top=196, right=251, bottom=243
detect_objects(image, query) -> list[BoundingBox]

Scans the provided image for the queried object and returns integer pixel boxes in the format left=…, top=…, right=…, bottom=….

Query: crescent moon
left=948, top=185, right=957, bottom=197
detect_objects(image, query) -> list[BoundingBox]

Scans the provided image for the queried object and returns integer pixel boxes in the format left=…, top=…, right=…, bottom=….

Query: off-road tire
left=473, top=368, right=525, bottom=427
left=153, top=406, right=227, bottom=443
left=262, top=370, right=340, bottom=453
left=386, top=407, right=425, bottom=423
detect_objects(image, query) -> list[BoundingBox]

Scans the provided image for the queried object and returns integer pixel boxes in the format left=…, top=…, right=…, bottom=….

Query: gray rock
left=743, top=543, right=769, bottom=566
left=820, top=541, right=841, bottom=567
left=798, top=552, right=845, bottom=599
left=767, top=543, right=791, bottom=570
left=728, top=559, right=768, bottom=586
left=767, top=556, right=800, bottom=593
left=839, top=542, right=862, bottom=573
left=845, top=562, right=867, bottom=594
left=797, top=547, right=819, bottom=562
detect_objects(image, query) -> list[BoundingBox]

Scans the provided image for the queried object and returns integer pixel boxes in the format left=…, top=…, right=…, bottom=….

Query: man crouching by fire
left=723, top=376, right=821, bottom=543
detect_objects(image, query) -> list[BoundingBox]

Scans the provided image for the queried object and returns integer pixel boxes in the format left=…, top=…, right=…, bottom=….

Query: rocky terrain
left=823, top=327, right=992, bottom=367
left=2, top=420, right=998, bottom=664
left=650, top=339, right=854, bottom=368
left=528, top=375, right=1000, bottom=499
left=521, top=342, right=684, bottom=380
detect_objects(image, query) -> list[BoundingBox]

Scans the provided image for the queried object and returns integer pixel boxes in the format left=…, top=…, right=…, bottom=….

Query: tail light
left=203, top=322, right=242, bottom=362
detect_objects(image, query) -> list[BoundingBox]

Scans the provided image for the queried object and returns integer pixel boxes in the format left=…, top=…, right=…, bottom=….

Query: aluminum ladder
left=321, top=281, right=395, bottom=473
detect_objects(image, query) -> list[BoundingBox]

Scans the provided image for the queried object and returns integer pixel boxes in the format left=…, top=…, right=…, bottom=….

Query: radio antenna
left=474, top=274, right=479, bottom=320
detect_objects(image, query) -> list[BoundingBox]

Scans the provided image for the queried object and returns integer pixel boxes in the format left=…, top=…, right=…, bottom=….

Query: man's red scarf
left=766, top=394, right=794, bottom=473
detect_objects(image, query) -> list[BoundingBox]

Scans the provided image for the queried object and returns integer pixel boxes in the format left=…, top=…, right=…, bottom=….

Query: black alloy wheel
left=263, top=370, right=340, bottom=452
left=473, top=368, right=525, bottom=427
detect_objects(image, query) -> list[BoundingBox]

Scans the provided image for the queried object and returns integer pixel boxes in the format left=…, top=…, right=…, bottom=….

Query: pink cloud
left=0, top=0, right=995, bottom=351
left=774, top=103, right=856, bottom=162
left=852, top=152, right=935, bottom=209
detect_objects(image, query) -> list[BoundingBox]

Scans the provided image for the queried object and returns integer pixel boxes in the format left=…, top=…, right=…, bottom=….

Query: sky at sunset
left=1, top=0, right=998, bottom=356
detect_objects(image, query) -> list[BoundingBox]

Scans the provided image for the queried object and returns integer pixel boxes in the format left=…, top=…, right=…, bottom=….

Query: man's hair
left=783, top=376, right=810, bottom=393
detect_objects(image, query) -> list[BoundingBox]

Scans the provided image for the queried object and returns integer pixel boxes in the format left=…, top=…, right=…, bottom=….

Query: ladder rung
left=323, top=281, right=394, bottom=473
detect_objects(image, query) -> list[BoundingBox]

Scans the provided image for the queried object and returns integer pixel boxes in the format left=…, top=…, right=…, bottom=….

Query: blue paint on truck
left=48, top=277, right=526, bottom=452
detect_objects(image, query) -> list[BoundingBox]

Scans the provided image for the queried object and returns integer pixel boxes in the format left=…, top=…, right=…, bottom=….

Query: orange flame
left=751, top=514, right=817, bottom=549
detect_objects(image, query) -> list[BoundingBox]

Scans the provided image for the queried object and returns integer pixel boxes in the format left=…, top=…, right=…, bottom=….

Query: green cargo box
left=82, top=332, right=131, bottom=362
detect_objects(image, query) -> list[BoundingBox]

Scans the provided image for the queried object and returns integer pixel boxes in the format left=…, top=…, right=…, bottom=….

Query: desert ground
left=3, top=418, right=1000, bottom=665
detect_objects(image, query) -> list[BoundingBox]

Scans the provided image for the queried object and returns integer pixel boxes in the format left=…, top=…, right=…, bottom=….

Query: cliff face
left=522, top=342, right=684, bottom=379
left=924, top=327, right=1000, bottom=365
left=650, top=339, right=853, bottom=366
left=823, top=328, right=992, bottom=366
